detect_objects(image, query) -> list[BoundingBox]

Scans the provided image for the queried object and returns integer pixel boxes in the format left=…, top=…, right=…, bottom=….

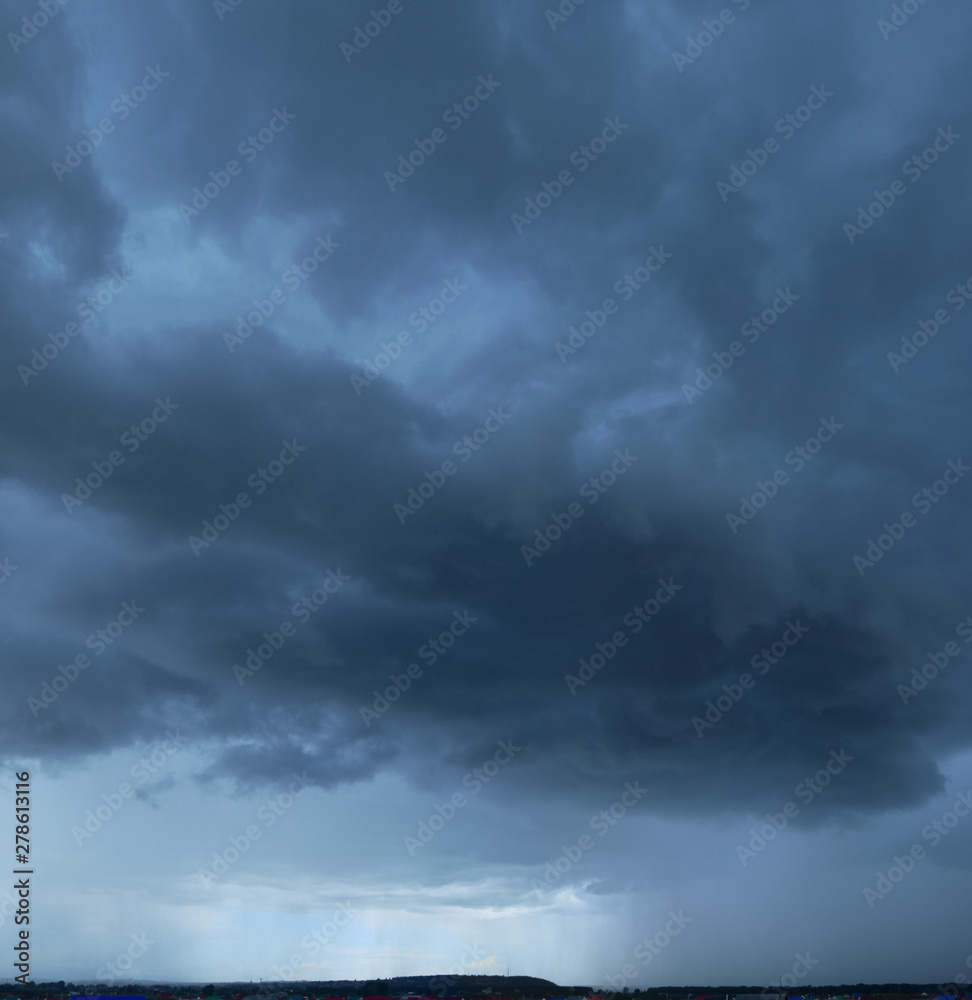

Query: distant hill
left=227, top=975, right=571, bottom=996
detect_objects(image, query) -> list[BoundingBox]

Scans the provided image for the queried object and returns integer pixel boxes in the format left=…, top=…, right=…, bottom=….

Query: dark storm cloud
left=2, top=0, right=972, bottom=858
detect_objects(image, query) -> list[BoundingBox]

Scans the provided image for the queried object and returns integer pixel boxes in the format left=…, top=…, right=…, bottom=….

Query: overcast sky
left=2, top=0, right=972, bottom=988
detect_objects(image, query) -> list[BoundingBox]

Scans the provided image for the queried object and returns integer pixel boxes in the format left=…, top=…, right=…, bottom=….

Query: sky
left=1, top=0, right=972, bottom=988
